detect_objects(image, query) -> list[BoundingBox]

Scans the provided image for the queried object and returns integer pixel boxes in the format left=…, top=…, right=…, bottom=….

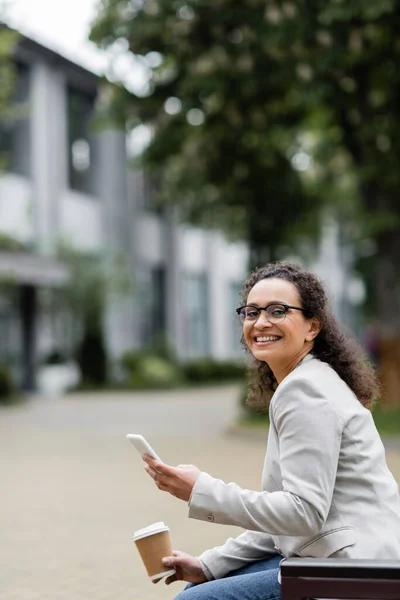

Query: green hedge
left=119, top=350, right=246, bottom=390
left=371, top=404, right=400, bottom=437
left=182, top=359, right=246, bottom=384
left=120, top=351, right=183, bottom=389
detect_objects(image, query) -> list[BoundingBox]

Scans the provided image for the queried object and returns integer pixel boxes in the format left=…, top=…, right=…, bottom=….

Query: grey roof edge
left=2, top=24, right=100, bottom=92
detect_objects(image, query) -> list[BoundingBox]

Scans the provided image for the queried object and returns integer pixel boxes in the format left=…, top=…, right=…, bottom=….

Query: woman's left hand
left=143, top=455, right=201, bottom=502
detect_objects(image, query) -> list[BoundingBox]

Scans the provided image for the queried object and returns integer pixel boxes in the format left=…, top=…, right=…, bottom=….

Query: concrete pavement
left=1, top=385, right=261, bottom=600
left=2, top=385, right=400, bottom=600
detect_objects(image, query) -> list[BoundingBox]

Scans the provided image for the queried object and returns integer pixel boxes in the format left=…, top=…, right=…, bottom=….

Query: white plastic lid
left=132, top=521, right=170, bottom=542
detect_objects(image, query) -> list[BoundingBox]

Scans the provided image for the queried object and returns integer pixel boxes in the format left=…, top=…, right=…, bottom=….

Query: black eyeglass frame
left=236, top=303, right=307, bottom=322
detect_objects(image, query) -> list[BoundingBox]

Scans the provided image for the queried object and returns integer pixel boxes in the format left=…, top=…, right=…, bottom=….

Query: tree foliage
left=90, top=0, right=400, bottom=298
left=91, top=0, right=327, bottom=262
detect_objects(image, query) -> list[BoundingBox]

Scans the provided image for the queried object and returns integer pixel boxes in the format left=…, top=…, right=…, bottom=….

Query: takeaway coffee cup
left=133, top=521, right=176, bottom=582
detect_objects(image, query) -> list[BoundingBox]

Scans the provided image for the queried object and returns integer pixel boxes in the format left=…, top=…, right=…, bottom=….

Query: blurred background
left=1, top=0, right=399, bottom=405
left=2, top=2, right=400, bottom=599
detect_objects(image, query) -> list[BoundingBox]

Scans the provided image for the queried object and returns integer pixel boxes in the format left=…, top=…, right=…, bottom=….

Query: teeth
left=256, top=336, right=280, bottom=342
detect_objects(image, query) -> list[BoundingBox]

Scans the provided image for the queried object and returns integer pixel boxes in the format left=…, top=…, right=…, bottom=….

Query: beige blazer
left=189, top=354, right=400, bottom=580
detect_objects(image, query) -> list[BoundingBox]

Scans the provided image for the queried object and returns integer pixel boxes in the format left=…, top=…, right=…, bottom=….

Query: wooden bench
left=280, top=557, right=400, bottom=599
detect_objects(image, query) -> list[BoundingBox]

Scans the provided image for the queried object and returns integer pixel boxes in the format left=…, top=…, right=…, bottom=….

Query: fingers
left=162, top=554, right=186, bottom=569
left=155, top=480, right=170, bottom=492
left=143, top=458, right=176, bottom=491
left=143, top=455, right=175, bottom=476
left=144, top=466, right=170, bottom=489
left=142, top=455, right=162, bottom=469
left=144, top=466, right=157, bottom=478
left=143, top=458, right=196, bottom=501
left=144, top=465, right=166, bottom=481
left=162, top=556, right=179, bottom=585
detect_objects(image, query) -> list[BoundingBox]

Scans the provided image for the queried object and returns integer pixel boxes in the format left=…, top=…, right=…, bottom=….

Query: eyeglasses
left=236, top=303, right=306, bottom=324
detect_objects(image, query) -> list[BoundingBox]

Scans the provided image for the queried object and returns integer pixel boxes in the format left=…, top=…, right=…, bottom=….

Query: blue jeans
left=173, top=555, right=282, bottom=600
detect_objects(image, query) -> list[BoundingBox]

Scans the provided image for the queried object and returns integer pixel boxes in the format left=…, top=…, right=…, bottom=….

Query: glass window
left=135, top=172, right=164, bottom=214
left=184, top=273, right=209, bottom=358
left=138, top=266, right=166, bottom=345
left=0, top=62, right=31, bottom=177
left=67, top=87, right=98, bottom=195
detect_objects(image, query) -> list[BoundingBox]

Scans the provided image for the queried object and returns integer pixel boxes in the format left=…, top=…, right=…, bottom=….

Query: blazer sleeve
left=197, top=530, right=278, bottom=580
left=189, top=377, right=343, bottom=536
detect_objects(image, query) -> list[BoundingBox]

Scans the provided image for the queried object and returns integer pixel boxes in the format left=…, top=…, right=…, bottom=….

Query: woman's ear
left=305, top=318, right=321, bottom=342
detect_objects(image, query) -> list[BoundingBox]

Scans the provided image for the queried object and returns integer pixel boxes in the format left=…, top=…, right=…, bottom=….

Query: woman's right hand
left=158, top=550, right=208, bottom=585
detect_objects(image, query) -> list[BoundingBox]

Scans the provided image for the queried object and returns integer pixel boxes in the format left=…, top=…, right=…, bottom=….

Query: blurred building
left=0, top=34, right=248, bottom=390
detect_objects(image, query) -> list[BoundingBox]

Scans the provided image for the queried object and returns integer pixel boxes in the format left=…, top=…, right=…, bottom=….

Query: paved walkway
left=2, top=386, right=400, bottom=600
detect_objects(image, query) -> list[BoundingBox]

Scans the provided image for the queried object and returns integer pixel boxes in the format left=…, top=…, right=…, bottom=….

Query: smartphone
left=126, top=434, right=163, bottom=462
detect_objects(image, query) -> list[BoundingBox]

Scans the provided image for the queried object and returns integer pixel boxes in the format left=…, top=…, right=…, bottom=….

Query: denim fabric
left=173, top=555, right=282, bottom=600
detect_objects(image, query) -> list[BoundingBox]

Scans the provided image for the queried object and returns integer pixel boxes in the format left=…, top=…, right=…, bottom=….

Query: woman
left=143, top=261, right=400, bottom=600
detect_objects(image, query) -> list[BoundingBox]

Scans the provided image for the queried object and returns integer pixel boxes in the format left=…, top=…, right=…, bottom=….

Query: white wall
left=59, top=190, right=103, bottom=252
left=206, top=232, right=248, bottom=359
left=133, top=213, right=165, bottom=265
left=180, top=226, right=248, bottom=279
left=0, top=174, right=34, bottom=244
left=218, top=239, right=249, bottom=281
left=180, top=227, right=209, bottom=272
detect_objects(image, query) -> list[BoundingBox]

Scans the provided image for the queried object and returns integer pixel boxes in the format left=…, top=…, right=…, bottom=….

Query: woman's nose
left=255, top=311, right=273, bottom=327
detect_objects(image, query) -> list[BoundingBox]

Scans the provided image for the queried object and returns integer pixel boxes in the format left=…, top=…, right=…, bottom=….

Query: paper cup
left=133, top=522, right=176, bottom=581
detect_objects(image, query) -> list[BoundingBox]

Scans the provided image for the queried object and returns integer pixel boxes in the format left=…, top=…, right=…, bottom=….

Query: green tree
left=90, top=0, right=322, bottom=264
left=90, top=0, right=400, bottom=404
left=43, top=247, right=108, bottom=385
left=293, top=2, right=400, bottom=406
left=44, top=244, right=133, bottom=386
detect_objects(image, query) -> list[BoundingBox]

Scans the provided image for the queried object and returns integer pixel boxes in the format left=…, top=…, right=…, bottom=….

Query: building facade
left=0, top=34, right=249, bottom=389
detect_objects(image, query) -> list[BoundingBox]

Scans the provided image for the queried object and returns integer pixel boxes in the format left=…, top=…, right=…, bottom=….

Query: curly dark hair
left=240, top=261, right=380, bottom=409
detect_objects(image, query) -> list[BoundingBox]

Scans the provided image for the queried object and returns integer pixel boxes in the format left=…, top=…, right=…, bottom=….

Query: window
left=136, top=173, right=164, bottom=214
left=184, top=273, right=209, bottom=358
left=67, top=87, right=97, bottom=195
left=138, top=266, right=166, bottom=345
left=0, top=62, right=31, bottom=177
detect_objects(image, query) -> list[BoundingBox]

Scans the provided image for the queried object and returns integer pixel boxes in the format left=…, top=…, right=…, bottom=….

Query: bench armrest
left=280, top=557, right=400, bottom=580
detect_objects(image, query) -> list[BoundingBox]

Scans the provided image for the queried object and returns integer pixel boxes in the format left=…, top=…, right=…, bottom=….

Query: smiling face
left=243, top=277, right=320, bottom=379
